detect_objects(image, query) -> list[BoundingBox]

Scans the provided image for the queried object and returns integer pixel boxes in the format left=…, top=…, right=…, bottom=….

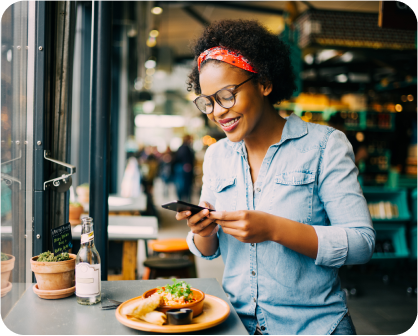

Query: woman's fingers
left=199, top=201, right=215, bottom=210
left=221, top=226, right=247, bottom=241
left=187, top=218, right=213, bottom=233
left=190, top=217, right=215, bottom=234
left=175, top=211, right=191, bottom=221
left=189, top=208, right=210, bottom=225
left=199, top=222, right=219, bottom=237
left=209, top=210, right=240, bottom=221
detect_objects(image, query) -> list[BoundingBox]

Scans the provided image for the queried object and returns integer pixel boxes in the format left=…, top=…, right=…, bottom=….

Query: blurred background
left=1, top=1, right=417, bottom=334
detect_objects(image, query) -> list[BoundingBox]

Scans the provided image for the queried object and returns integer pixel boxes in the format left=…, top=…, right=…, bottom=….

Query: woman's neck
left=244, top=104, right=286, bottom=160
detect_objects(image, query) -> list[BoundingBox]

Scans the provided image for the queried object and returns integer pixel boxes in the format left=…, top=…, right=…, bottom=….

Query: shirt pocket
left=209, top=176, right=238, bottom=211
left=269, top=170, right=316, bottom=224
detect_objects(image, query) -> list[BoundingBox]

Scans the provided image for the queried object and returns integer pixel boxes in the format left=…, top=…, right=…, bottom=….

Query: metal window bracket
left=1, top=150, right=23, bottom=190
left=1, top=150, right=22, bottom=166
left=1, top=173, right=22, bottom=190
left=43, top=150, right=76, bottom=190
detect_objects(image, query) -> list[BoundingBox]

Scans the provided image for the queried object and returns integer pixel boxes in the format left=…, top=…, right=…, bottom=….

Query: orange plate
left=115, top=294, right=230, bottom=333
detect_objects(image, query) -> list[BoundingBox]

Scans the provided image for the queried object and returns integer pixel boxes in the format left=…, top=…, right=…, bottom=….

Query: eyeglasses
left=193, top=76, right=254, bottom=114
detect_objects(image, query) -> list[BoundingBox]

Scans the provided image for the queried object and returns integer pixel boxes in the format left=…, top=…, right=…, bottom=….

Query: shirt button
left=261, top=326, right=266, bottom=331
left=253, top=297, right=256, bottom=302
left=256, top=188, right=261, bottom=192
left=251, top=243, right=254, bottom=247
left=252, top=271, right=256, bottom=276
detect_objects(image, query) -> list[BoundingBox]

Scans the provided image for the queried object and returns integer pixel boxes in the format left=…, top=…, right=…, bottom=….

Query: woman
left=176, top=20, right=375, bottom=335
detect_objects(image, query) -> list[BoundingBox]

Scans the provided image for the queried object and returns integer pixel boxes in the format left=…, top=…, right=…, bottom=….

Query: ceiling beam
left=300, top=1, right=315, bottom=10
left=182, top=6, right=210, bottom=27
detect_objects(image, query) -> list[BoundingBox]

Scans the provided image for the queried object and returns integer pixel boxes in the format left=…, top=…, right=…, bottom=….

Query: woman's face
left=199, top=61, right=271, bottom=143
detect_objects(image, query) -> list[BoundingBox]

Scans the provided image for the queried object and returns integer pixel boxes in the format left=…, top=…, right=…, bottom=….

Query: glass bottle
left=76, top=217, right=101, bottom=305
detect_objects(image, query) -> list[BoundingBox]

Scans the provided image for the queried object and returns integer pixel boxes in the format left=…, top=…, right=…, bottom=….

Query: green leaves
left=1, top=252, right=9, bottom=261
left=37, top=251, right=70, bottom=262
left=157, top=278, right=193, bottom=302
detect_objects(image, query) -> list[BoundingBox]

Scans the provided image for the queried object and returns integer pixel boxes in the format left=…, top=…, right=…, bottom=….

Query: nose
left=212, top=100, right=229, bottom=119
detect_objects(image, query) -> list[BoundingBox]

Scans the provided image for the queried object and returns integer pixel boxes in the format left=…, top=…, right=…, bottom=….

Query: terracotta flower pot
left=30, top=253, right=76, bottom=290
left=1, top=254, right=15, bottom=289
left=143, top=288, right=205, bottom=317
left=69, top=204, right=84, bottom=225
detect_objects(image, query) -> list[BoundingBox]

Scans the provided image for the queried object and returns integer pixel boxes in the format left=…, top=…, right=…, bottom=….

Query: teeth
left=222, top=118, right=239, bottom=127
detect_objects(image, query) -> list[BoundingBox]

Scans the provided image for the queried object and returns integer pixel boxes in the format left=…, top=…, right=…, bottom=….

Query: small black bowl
left=166, top=308, right=193, bottom=325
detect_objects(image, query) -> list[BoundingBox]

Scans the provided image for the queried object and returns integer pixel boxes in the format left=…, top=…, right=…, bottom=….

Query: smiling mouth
left=219, top=117, right=240, bottom=127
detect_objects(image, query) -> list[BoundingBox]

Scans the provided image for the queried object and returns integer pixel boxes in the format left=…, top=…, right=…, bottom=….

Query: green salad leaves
left=156, top=279, right=193, bottom=302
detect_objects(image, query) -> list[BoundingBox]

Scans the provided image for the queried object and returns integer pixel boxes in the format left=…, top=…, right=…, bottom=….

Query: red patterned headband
left=197, top=46, right=257, bottom=73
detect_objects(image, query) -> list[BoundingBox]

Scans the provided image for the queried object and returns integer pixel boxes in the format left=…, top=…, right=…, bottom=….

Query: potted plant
left=31, top=251, right=76, bottom=295
left=1, top=252, right=15, bottom=297
left=76, top=183, right=89, bottom=203
left=69, top=201, right=84, bottom=225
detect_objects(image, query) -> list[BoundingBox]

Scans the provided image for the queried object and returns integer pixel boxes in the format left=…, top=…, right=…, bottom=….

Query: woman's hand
left=208, top=210, right=274, bottom=243
left=208, top=209, right=319, bottom=259
left=175, top=201, right=219, bottom=238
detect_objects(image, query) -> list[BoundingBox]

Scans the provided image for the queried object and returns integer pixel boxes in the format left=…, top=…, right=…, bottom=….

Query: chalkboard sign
left=51, top=223, right=73, bottom=254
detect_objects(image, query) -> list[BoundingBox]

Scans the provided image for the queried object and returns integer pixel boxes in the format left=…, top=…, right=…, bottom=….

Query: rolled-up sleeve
left=314, top=130, right=375, bottom=267
left=186, top=145, right=221, bottom=260
left=186, top=231, right=221, bottom=260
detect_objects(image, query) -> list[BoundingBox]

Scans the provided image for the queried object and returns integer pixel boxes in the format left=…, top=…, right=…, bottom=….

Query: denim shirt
left=187, top=113, right=375, bottom=335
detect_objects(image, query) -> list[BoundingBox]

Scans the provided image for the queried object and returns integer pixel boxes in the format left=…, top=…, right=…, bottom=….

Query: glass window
left=1, top=1, right=35, bottom=318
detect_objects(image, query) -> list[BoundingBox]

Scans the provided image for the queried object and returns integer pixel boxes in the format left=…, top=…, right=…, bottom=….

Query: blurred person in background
left=120, top=155, right=141, bottom=198
left=160, top=146, right=174, bottom=198
left=140, top=145, right=160, bottom=195
left=173, top=134, right=195, bottom=202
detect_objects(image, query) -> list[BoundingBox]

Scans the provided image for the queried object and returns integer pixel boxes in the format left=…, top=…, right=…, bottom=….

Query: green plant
left=1, top=252, right=9, bottom=261
left=37, top=251, right=70, bottom=262
left=70, top=201, right=82, bottom=207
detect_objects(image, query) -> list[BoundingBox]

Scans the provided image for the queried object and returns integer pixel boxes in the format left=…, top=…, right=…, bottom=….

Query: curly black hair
left=187, top=19, right=296, bottom=105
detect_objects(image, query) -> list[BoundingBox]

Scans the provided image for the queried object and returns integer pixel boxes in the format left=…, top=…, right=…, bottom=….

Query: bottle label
left=81, top=231, right=94, bottom=244
left=76, top=263, right=100, bottom=297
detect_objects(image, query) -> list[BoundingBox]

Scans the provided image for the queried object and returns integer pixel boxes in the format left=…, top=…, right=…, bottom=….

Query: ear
left=260, top=81, right=273, bottom=97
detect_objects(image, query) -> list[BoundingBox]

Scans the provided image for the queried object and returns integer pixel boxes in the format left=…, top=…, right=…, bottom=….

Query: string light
left=150, top=30, right=159, bottom=38
left=151, top=7, right=163, bottom=15
left=145, top=59, right=156, bottom=69
left=146, top=36, right=157, bottom=47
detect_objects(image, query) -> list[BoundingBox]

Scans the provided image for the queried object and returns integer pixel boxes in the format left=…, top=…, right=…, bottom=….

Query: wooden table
left=72, top=216, right=158, bottom=281
left=3, top=279, right=248, bottom=335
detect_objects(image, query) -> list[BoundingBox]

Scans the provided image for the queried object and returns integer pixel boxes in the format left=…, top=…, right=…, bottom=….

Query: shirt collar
left=226, top=113, right=308, bottom=155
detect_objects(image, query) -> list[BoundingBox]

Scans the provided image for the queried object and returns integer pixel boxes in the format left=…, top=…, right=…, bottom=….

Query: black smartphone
left=161, top=200, right=214, bottom=215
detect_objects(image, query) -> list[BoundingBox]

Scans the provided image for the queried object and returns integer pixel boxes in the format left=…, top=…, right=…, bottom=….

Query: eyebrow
left=200, top=83, right=238, bottom=96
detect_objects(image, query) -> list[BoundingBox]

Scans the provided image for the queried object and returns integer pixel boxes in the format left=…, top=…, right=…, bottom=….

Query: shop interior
left=1, top=1, right=417, bottom=334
